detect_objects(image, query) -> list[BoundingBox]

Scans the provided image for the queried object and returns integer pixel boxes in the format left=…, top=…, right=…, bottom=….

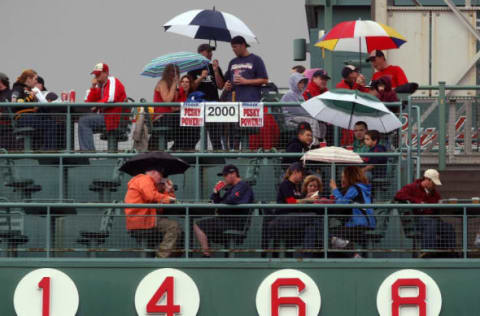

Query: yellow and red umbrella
left=315, top=20, right=406, bottom=53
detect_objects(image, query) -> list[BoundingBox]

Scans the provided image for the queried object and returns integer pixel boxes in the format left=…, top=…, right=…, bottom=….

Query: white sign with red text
left=376, top=269, right=442, bottom=316
left=240, top=102, right=264, bottom=127
left=13, top=268, right=79, bottom=316
left=134, top=268, right=200, bottom=316
left=180, top=102, right=204, bottom=127
left=256, top=269, right=321, bottom=316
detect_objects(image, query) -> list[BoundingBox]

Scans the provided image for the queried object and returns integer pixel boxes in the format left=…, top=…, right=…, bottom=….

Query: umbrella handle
left=232, top=91, right=236, bottom=102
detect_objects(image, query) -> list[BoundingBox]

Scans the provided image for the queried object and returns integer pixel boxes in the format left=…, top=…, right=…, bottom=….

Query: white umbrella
left=302, top=146, right=363, bottom=164
left=163, top=8, right=257, bottom=44
left=301, top=89, right=402, bottom=133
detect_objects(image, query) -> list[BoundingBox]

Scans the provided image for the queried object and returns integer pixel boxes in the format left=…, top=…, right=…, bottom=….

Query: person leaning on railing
left=11, top=69, right=59, bottom=150
left=394, top=169, right=457, bottom=258
left=329, top=166, right=376, bottom=258
left=124, top=168, right=180, bottom=258
left=267, top=162, right=323, bottom=258
left=193, top=164, right=254, bottom=258
left=80, top=63, right=127, bottom=151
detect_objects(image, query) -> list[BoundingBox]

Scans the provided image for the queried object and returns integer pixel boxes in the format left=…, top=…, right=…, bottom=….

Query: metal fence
left=0, top=152, right=403, bottom=203
left=0, top=202, right=479, bottom=259
left=0, top=101, right=406, bottom=152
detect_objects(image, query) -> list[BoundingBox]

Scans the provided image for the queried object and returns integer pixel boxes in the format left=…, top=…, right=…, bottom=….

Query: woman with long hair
left=11, top=69, right=59, bottom=150
left=329, top=166, right=376, bottom=257
left=266, top=162, right=323, bottom=258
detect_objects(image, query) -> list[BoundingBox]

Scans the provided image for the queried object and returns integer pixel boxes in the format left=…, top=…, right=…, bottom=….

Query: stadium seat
left=0, top=198, right=29, bottom=257
left=89, top=158, right=126, bottom=202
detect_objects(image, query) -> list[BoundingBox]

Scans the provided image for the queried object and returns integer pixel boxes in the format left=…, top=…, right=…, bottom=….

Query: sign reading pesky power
left=240, top=102, right=264, bottom=127
left=180, top=102, right=204, bottom=127
left=377, top=269, right=442, bottom=316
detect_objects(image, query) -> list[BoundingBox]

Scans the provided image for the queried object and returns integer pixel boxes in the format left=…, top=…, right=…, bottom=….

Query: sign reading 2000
left=13, top=268, right=441, bottom=316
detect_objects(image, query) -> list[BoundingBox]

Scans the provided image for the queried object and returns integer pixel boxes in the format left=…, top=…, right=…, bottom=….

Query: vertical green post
left=185, top=206, right=190, bottom=259
left=438, top=81, right=446, bottom=170
left=66, top=104, right=71, bottom=152
left=407, top=98, right=412, bottom=183
left=323, top=0, right=334, bottom=90
left=463, top=207, right=468, bottom=259
left=323, top=207, right=328, bottom=259
left=195, top=156, right=200, bottom=201
left=46, top=206, right=51, bottom=258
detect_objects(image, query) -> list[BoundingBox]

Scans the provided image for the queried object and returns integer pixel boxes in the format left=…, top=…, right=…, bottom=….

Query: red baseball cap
left=91, top=63, right=109, bottom=75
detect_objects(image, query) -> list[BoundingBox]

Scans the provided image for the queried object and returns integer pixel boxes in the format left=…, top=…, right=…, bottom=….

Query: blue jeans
left=17, top=114, right=59, bottom=150
left=416, top=217, right=456, bottom=249
left=78, top=114, right=105, bottom=151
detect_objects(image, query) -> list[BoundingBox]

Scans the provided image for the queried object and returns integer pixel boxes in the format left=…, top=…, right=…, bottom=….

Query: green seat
left=89, top=158, right=126, bottom=202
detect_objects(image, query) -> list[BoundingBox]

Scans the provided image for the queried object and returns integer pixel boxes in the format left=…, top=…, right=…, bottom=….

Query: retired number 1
left=38, top=277, right=51, bottom=316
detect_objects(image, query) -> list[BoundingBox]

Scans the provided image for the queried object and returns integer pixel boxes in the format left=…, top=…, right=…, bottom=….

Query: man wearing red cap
left=79, top=63, right=127, bottom=151
left=367, top=50, right=408, bottom=89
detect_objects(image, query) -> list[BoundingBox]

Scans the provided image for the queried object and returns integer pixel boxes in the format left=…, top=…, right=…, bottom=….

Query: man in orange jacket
left=124, top=169, right=180, bottom=258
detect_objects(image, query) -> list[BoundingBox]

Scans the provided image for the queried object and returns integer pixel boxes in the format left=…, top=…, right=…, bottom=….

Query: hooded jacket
left=302, top=80, right=328, bottom=100
left=333, top=182, right=376, bottom=228
left=282, top=136, right=311, bottom=164
left=282, top=73, right=309, bottom=117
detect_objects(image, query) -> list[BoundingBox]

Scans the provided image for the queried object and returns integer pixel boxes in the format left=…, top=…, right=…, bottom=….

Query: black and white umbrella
left=163, top=8, right=257, bottom=44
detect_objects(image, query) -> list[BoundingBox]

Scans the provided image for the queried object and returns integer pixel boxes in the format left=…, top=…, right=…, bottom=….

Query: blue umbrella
left=163, top=8, right=257, bottom=44
left=141, top=52, right=210, bottom=78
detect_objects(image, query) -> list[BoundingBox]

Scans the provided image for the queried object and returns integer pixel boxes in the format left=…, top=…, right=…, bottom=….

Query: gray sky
left=1, top=0, right=310, bottom=100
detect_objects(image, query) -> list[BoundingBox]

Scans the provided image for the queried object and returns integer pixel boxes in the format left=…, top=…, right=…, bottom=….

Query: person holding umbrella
left=124, top=168, right=179, bottom=258
left=336, top=65, right=368, bottom=92
left=121, top=152, right=190, bottom=258
left=188, top=43, right=225, bottom=150
left=367, top=50, right=408, bottom=89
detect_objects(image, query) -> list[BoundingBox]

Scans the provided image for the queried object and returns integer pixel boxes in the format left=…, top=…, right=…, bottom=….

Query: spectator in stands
left=362, top=130, right=387, bottom=180
left=352, top=121, right=369, bottom=153
left=370, top=76, right=398, bottom=103
left=0, top=72, right=16, bottom=150
left=283, top=122, right=315, bottom=165
left=336, top=65, right=368, bottom=92
left=394, top=169, right=456, bottom=257
left=124, top=168, right=180, bottom=258
left=148, top=63, right=180, bottom=151
left=301, top=175, right=333, bottom=203
left=292, top=65, right=306, bottom=74
left=11, top=69, right=59, bottom=150
left=367, top=50, right=408, bottom=89
left=303, top=69, right=329, bottom=100
left=194, top=164, right=254, bottom=257
left=282, top=72, right=325, bottom=143
left=329, top=166, right=376, bottom=258
left=188, top=44, right=225, bottom=150
left=268, top=162, right=323, bottom=258
left=224, top=36, right=279, bottom=150
left=80, top=63, right=127, bottom=151
left=173, top=74, right=200, bottom=150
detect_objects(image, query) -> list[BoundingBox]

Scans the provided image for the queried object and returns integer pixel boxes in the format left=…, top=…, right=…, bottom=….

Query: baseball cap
left=424, top=169, right=442, bottom=186
left=217, top=164, right=240, bottom=176
left=230, top=36, right=250, bottom=48
left=312, top=69, right=330, bottom=80
left=366, top=50, right=385, bottom=62
left=341, top=65, right=359, bottom=79
left=197, top=43, right=213, bottom=53
left=90, top=63, right=109, bottom=75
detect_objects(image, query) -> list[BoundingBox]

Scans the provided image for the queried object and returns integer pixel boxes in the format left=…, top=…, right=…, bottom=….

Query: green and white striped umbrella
left=301, top=89, right=402, bottom=133
left=141, top=51, right=210, bottom=78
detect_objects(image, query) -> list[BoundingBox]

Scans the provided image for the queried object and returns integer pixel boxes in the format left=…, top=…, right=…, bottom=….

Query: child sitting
left=362, top=130, right=388, bottom=180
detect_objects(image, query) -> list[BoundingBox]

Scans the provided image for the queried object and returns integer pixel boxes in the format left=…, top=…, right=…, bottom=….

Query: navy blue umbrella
left=163, top=8, right=257, bottom=44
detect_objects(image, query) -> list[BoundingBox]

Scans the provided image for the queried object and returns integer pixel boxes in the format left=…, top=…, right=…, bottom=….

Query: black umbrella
left=119, top=152, right=190, bottom=177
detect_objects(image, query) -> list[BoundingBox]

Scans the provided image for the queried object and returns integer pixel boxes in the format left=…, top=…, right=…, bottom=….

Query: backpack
left=345, top=184, right=376, bottom=229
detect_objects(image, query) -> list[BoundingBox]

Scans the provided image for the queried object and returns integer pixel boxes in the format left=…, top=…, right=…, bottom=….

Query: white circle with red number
left=13, top=268, right=79, bottom=316
left=256, top=269, right=321, bottom=316
left=377, top=269, right=442, bottom=316
left=135, top=268, right=200, bottom=316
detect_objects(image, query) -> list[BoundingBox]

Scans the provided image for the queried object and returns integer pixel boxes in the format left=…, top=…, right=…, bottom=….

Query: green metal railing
left=0, top=201, right=479, bottom=260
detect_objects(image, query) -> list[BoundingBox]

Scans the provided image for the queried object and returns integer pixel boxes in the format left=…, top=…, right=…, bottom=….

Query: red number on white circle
left=38, top=277, right=51, bottom=316
left=146, top=276, right=180, bottom=316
